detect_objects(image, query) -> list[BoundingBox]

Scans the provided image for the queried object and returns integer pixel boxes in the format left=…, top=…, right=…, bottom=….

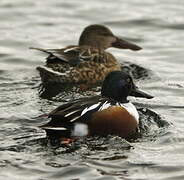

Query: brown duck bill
left=130, top=88, right=153, bottom=99
left=112, top=37, right=142, bottom=51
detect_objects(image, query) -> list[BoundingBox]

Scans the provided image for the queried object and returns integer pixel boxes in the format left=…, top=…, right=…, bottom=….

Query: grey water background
left=0, top=0, right=184, bottom=179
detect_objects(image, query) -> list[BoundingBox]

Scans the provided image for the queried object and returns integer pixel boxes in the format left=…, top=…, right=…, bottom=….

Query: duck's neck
left=108, top=98, right=129, bottom=105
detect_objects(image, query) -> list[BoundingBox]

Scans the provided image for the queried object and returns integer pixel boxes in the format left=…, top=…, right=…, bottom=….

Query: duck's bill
left=130, top=88, right=153, bottom=99
left=112, top=37, right=142, bottom=51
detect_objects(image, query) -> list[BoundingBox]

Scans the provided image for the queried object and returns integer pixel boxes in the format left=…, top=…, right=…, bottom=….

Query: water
left=0, top=0, right=184, bottom=179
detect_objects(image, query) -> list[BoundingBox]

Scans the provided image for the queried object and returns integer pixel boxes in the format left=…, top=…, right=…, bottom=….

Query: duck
left=40, top=71, right=153, bottom=142
left=31, top=24, right=142, bottom=87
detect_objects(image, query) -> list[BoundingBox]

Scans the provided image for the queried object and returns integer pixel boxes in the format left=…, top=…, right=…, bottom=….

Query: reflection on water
left=0, top=0, right=184, bottom=179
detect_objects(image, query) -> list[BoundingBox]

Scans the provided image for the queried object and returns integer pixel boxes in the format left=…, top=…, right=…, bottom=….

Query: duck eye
left=127, top=78, right=131, bottom=83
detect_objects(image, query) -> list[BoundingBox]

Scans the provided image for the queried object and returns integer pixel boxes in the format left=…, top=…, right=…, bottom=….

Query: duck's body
left=43, top=96, right=139, bottom=138
left=40, top=71, right=153, bottom=140
left=35, top=45, right=121, bottom=84
left=31, top=24, right=142, bottom=86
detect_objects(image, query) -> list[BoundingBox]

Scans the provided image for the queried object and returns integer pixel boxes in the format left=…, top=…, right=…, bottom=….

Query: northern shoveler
left=40, top=71, right=153, bottom=141
left=31, top=24, right=142, bottom=86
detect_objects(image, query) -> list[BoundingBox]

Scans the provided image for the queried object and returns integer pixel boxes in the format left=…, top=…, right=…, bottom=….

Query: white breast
left=120, top=102, right=139, bottom=123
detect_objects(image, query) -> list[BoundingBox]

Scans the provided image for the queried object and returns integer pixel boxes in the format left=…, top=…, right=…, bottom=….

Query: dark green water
left=0, top=0, right=184, bottom=179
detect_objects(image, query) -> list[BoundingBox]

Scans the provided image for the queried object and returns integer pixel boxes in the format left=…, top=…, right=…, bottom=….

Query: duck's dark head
left=101, top=71, right=153, bottom=102
left=79, top=24, right=142, bottom=50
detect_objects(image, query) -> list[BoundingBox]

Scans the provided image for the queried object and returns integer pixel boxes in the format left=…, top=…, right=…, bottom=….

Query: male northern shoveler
left=40, top=71, right=153, bottom=141
left=31, top=24, right=142, bottom=86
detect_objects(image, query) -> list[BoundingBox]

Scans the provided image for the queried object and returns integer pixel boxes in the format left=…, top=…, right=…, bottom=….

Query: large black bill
left=130, top=88, right=153, bottom=99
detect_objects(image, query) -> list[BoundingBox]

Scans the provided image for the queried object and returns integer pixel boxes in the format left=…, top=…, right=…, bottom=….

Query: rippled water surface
left=1, top=0, right=184, bottom=179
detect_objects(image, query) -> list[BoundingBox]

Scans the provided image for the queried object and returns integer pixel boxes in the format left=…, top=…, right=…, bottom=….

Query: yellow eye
left=127, top=78, right=131, bottom=83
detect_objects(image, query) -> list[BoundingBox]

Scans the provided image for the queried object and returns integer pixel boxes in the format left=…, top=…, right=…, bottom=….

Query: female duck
left=31, top=24, right=142, bottom=86
left=40, top=71, right=153, bottom=140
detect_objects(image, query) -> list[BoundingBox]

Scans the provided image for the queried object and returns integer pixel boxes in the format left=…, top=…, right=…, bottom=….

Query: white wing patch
left=81, top=102, right=101, bottom=116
